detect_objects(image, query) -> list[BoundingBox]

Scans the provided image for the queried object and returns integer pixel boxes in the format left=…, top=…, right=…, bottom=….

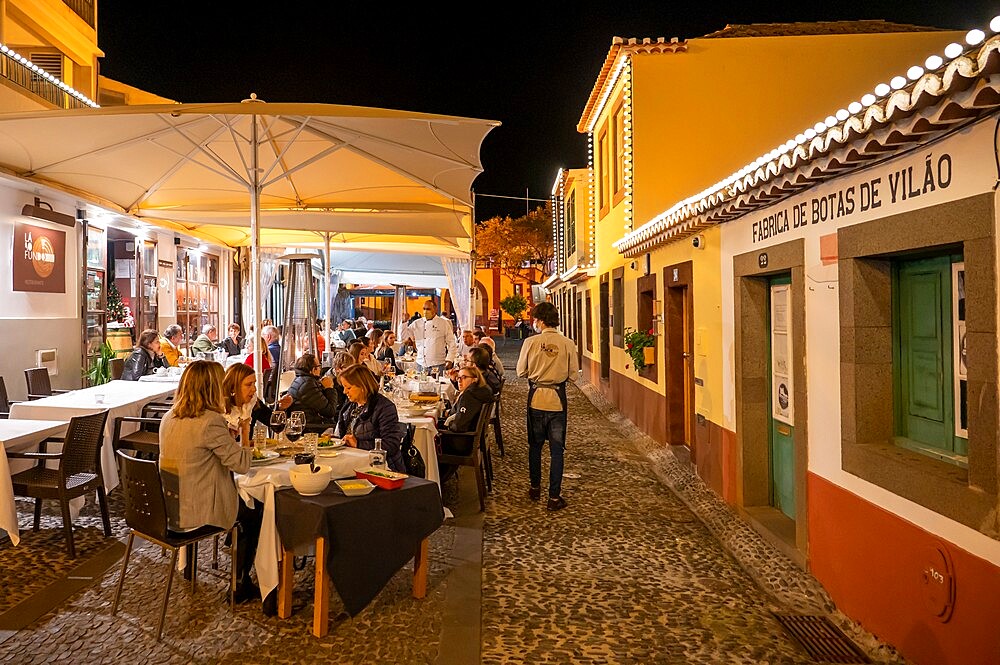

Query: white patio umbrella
left=0, top=98, right=499, bottom=388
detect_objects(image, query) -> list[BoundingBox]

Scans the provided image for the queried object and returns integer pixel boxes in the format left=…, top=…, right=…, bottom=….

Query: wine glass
left=285, top=413, right=303, bottom=443
left=269, top=410, right=287, bottom=445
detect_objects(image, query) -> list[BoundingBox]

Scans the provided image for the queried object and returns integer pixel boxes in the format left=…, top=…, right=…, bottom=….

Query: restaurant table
left=236, top=442, right=448, bottom=606
left=225, top=353, right=249, bottom=368
left=275, top=476, right=443, bottom=637
left=137, top=374, right=181, bottom=384
left=0, top=419, right=69, bottom=545
left=8, top=380, right=176, bottom=494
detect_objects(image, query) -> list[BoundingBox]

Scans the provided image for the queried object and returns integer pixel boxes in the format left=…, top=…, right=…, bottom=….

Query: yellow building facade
left=550, top=22, right=966, bottom=528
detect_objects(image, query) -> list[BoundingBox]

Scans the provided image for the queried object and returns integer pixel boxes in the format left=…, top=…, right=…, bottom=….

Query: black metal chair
left=437, top=400, right=494, bottom=512
left=112, top=450, right=237, bottom=641
left=8, top=410, right=111, bottom=558
left=24, top=367, right=71, bottom=400
left=109, top=358, right=125, bottom=381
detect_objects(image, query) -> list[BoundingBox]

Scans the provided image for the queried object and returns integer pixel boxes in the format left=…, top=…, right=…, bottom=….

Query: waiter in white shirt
left=405, top=300, right=458, bottom=372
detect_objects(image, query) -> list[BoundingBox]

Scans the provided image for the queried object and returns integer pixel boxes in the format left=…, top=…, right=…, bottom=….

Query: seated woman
left=335, top=364, right=406, bottom=473
left=375, top=331, right=397, bottom=367
left=400, top=335, right=417, bottom=357
left=442, top=365, right=493, bottom=436
left=158, top=360, right=261, bottom=603
left=222, top=363, right=292, bottom=444
left=465, top=346, right=503, bottom=396
left=243, top=334, right=272, bottom=372
left=348, top=340, right=381, bottom=378
left=286, top=352, right=340, bottom=428
left=121, top=329, right=168, bottom=381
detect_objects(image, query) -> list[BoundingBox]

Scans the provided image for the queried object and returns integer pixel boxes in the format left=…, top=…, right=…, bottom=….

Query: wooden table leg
left=278, top=544, right=294, bottom=619
left=412, top=537, right=429, bottom=599
left=313, top=536, right=330, bottom=638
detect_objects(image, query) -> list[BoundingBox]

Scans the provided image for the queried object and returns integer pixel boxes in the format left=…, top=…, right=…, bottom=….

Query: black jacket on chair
left=121, top=347, right=167, bottom=381
left=287, top=370, right=340, bottom=425
left=444, top=384, right=494, bottom=435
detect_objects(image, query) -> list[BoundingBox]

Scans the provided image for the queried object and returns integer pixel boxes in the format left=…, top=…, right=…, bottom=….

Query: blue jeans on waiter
left=528, top=408, right=566, bottom=498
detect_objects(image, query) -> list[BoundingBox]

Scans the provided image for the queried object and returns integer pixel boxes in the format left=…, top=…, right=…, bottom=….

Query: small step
left=772, top=613, right=871, bottom=664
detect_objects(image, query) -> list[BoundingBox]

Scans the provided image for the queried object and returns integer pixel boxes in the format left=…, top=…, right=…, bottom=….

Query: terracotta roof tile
left=701, top=20, right=949, bottom=39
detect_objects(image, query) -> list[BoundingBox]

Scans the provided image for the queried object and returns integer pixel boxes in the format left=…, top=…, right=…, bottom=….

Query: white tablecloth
left=0, top=419, right=69, bottom=546
left=137, top=374, right=182, bottom=384
left=225, top=354, right=249, bottom=368
left=8, top=380, right=176, bottom=493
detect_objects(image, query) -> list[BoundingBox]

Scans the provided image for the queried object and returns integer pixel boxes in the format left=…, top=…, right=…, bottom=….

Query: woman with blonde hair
left=159, top=360, right=262, bottom=603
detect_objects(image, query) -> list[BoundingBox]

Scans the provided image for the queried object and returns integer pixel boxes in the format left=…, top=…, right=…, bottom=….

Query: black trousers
left=234, top=499, right=264, bottom=582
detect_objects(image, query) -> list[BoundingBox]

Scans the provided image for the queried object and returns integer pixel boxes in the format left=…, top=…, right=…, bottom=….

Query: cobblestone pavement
left=0, top=337, right=908, bottom=664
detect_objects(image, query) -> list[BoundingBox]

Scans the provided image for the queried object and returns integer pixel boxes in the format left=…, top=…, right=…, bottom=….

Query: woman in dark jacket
left=121, top=329, right=168, bottom=381
left=443, top=365, right=494, bottom=435
left=335, top=364, right=406, bottom=473
left=286, top=353, right=340, bottom=427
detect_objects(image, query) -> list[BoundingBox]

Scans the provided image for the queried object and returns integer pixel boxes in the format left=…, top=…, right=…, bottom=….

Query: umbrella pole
left=324, top=232, right=332, bottom=361
left=250, top=114, right=263, bottom=397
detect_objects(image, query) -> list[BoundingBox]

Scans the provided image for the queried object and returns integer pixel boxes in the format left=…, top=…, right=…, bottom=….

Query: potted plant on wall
left=624, top=327, right=656, bottom=371
left=500, top=294, right=529, bottom=339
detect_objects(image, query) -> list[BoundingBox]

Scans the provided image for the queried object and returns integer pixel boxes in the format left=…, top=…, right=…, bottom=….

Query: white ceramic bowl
left=288, top=464, right=332, bottom=496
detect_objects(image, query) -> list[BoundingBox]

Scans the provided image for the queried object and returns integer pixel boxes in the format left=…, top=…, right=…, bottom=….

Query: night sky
left=96, top=1, right=996, bottom=223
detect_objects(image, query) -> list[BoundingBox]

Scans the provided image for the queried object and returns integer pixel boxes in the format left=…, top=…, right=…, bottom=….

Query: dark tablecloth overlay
left=274, top=477, right=444, bottom=616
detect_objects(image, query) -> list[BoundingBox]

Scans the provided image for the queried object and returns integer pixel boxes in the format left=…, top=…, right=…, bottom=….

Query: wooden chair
left=109, top=358, right=125, bottom=381
left=24, top=367, right=70, bottom=400
left=491, top=376, right=505, bottom=457
left=437, top=400, right=494, bottom=512
left=0, top=375, right=21, bottom=418
left=111, top=450, right=237, bottom=641
left=8, top=410, right=111, bottom=558
left=112, top=415, right=163, bottom=458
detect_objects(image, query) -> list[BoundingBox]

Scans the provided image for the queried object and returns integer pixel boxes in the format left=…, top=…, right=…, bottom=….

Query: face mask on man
left=424, top=309, right=435, bottom=320
left=532, top=321, right=542, bottom=333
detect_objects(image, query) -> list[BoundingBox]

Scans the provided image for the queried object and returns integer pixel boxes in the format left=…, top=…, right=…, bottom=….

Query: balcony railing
left=0, top=46, right=98, bottom=108
left=61, top=0, right=95, bottom=28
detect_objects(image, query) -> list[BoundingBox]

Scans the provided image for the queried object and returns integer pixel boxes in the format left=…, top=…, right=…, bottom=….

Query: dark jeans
left=528, top=408, right=566, bottom=498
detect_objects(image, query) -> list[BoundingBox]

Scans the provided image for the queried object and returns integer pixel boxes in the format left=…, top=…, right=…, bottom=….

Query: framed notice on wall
left=12, top=222, right=66, bottom=293
left=770, top=283, right=793, bottom=425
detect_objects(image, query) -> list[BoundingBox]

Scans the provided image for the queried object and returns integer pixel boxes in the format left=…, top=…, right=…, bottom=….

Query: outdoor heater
left=276, top=253, right=319, bottom=377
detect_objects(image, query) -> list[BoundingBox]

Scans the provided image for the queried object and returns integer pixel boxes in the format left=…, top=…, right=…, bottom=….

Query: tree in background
left=476, top=205, right=553, bottom=282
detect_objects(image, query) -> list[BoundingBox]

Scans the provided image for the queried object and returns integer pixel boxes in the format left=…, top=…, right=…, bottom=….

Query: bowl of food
left=335, top=478, right=376, bottom=496
left=288, top=464, right=332, bottom=496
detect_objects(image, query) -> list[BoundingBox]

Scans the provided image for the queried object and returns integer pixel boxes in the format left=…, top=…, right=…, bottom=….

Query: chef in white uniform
left=404, top=300, right=458, bottom=372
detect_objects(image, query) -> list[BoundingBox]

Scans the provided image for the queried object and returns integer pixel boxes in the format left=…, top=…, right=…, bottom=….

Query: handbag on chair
left=400, top=423, right=427, bottom=478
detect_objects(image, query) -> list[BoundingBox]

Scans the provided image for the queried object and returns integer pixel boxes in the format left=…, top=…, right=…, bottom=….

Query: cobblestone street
left=0, top=339, right=907, bottom=664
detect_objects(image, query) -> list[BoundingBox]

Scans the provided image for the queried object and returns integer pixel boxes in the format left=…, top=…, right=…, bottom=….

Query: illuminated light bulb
left=907, top=65, right=924, bottom=80
left=813, top=122, right=826, bottom=133
left=769, top=149, right=779, bottom=160
left=785, top=140, right=796, bottom=150
left=944, top=42, right=964, bottom=59
left=0, top=45, right=7, bottom=53
left=966, top=29, right=985, bottom=45
left=890, top=76, right=907, bottom=89
left=874, top=83, right=891, bottom=97
left=836, top=109, right=849, bottom=121
left=848, top=101, right=862, bottom=114
left=992, top=16, right=1000, bottom=32
left=861, top=93, right=876, bottom=106
left=925, top=55, right=943, bottom=70
left=795, top=133, right=807, bottom=144
left=804, top=128, right=816, bottom=139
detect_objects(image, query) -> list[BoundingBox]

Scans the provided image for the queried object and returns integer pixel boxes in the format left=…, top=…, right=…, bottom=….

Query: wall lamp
left=21, top=197, right=76, bottom=227
left=652, top=299, right=663, bottom=323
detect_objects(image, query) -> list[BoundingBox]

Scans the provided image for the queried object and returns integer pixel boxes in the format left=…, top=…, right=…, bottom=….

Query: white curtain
left=327, top=268, right=343, bottom=315
left=391, top=284, right=408, bottom=340
left=443, top=258, right=472, bottom=333
left=241, top=248, right=283, bottom=334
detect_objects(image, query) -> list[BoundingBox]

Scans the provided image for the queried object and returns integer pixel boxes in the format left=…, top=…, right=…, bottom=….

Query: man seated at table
left=191, top=324, right=219, bottom=355
left=287, top=352, right=341, bottom=429
left=160, top=324, right=184, bottom=367
left=335, top=364, right=406, bottom=472
left=475, top=333, right=505, bottom=375
left=457, top=328, right=477, bottom=358
left=263, top=325, right=281, bottom=366
left=158, top=360, right=263, bottom=604
left=122, top=329, right=169, bottom=381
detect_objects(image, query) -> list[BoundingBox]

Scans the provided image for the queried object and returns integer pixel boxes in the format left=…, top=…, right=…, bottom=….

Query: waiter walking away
left=516, top=301, right=578, bottom=512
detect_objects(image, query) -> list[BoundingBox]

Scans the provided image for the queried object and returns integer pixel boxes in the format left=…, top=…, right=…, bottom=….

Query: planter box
left=643, top=346, right=655, bottom=365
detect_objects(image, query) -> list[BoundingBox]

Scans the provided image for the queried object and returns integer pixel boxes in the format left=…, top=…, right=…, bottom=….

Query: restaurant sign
left=13, top=222, right=66, bottom=293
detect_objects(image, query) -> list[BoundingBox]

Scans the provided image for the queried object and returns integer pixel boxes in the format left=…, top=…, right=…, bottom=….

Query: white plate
left=335, top=478, right=375, bottom=496
left=316, top=439, right=345, bottom=450
left=317, top=450, right=340, bottom=458
left=250, top=449, right=280, bottom=465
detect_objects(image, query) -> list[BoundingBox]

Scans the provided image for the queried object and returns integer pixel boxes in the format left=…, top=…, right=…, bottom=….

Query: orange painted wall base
left=808, top=473, right=1000, bottom=665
